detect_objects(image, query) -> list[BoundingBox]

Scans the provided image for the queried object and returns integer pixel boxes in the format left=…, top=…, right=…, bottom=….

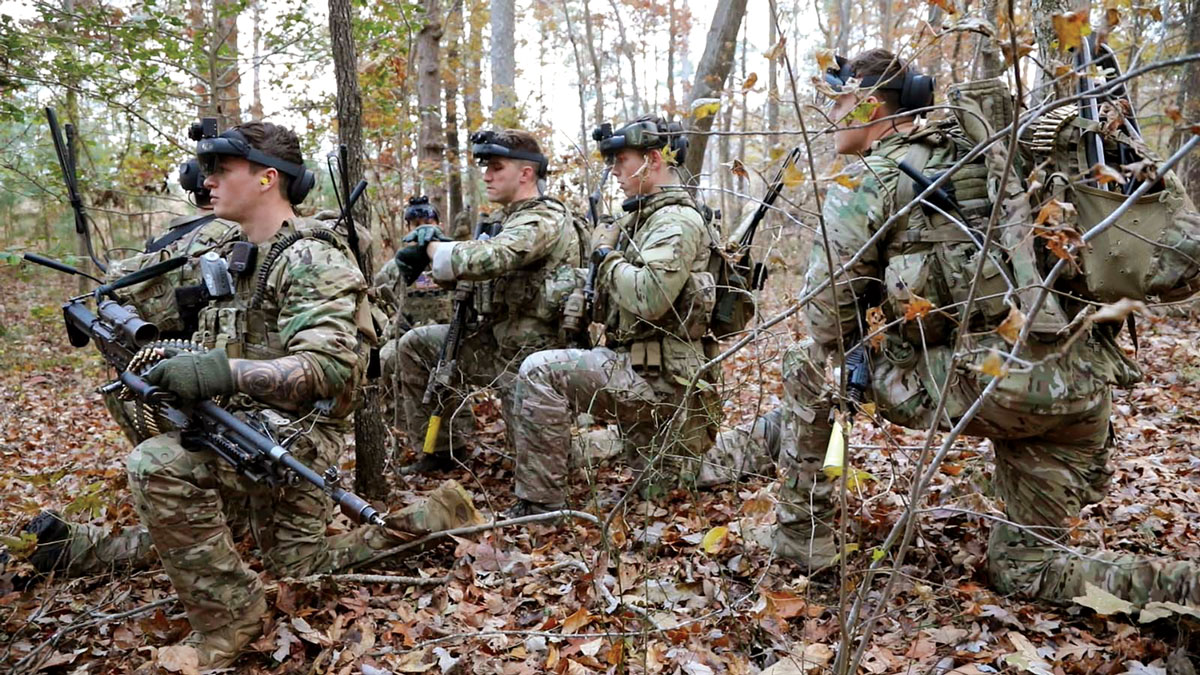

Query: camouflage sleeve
left=273, top=239, right=367, bottom=397
left=804, top=158, right=896, bottom=349
left=598, top=206, right=703, bottom=321
left=435, top=209, right=560, bottom=282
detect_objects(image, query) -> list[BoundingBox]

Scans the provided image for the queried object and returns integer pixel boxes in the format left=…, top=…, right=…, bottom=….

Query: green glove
left=403, top=225, right=451, bottom=248
left=145, top=347, right=235, bottom=401
left=394, top=244, right=431, bottom=285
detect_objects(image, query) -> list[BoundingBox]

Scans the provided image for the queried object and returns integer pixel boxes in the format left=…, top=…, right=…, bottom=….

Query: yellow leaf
left=822, top=465, right=876, bottom=489
left=815, top=49, right=836, bottom=72
left=823, top=419, right=845, bottom=470
left=980, top=352, right=1009, bottom=378
left=659, top=144, right=679, bottom=166
left=782, top=163, right=806, bottom=188
left=765, top=37, right=787, bottom=62
left=691, top=98, right=721, bottom=120
left=741, top=72, right=758, bottom=92
left=1051, top=10, right=1092, bottom=52
left=562, top=608, right=593, bottom=635
left=902, top=295, right=933, bottom=322
left=849, top=100, right=882, bottom=124
left=995, top=304, right=1026, bottom=344
left=0, top=532, right=37, bottom=557
left=700, top=526, right=729, bottom=554
left=833, top=172, right=862, bottom=189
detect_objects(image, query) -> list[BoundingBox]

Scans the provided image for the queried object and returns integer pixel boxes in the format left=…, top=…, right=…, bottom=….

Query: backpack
left=940, top=76, right=1200, bottom=337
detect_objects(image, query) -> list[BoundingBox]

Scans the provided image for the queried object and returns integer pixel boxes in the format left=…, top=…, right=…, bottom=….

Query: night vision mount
left=593, top=118, right=688, bottom=166
left=405, top=195, right=440, bottom=222
left=469, top=130, right=549, bottom=179
left=190, top=117, right=316, bottom=204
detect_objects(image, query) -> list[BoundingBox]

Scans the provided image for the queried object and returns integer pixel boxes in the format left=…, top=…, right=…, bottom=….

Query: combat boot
left=397, top=451, right=456, bottom=475
left=385, top=480, right=482, bottom=537
left=25, top=510, right=70, bottom=575
left=160, top=595, right=267, bottom=671
left=503, top=499, right=566, bottom=519
left=773, top=524, right=839, bottom=571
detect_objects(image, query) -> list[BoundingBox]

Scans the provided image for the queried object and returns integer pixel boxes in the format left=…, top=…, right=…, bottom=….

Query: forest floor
left=2, top=262, right=1200, bottom=675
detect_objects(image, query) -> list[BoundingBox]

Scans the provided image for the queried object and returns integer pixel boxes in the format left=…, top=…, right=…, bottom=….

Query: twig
left=12, top=596, right=176, bottom=672
left=288, top=573, right=450, bottom=586
left=350, top=510, right=599, bottom=570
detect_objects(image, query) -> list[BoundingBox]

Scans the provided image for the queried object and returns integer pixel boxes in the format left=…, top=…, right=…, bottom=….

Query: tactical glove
left=394, top=244, right=431, bottom=285
left=145, top=347, right=235, bottom=401
left=590, top=216, right=620, bottom=252
left=403, top=224, right=452, bottom=248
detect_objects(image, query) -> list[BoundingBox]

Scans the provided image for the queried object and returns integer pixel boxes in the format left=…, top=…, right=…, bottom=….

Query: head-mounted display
left=178, top=157, right=211, bottom=204
left=593, top=118, right=688, bottom=166
left=405, top=195, right=440, bottom=222
left=191, top=118, right=315, bottom=203
left=823, top=55, right=935, bottom=114
left=469, top=130, right=548, bottom=179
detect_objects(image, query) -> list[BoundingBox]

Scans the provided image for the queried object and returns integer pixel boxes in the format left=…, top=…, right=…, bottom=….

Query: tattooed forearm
left=229, top=355, right=325, bottom=406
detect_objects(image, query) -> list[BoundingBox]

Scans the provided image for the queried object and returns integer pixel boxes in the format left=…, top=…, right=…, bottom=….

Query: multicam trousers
left=713, top=333, right=1200, bottom=607
left=509, top=346, right=719, bottom=506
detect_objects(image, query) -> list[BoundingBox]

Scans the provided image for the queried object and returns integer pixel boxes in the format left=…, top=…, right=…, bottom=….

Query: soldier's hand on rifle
left=145, top=347, right=235, bottom=401
left=591, top=216, right=620, bottom=254
left=403, top=225, right=452, bottom=248
left=394, top=244, right=431, bottom=285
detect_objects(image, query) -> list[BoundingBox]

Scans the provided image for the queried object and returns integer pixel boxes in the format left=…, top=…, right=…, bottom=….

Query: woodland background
left=2, top=0, right=1200, bottom=673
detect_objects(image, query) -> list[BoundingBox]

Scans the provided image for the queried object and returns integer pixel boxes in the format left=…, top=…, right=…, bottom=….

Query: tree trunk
left=330, top=0, right=388, bottom=501
left=580, top=0, right=604, bottom=122
left=835, top=0, right=851, bottom=55
left=736, top=29, right=747, bottom=197
left=445, top=0, right=465, bottom=226
left=1031, top=0, right=1076, bottom=102
left=560, top=0, right=593, bottom=163
left=465, top=0, right=486, bottom=212
left=682, top=0, right=748, bottom=184
left=212, top=0, right=241, bottom=127
left=251, top=0, right=263, bottom=119
left=417, top=0, right=447, bottom=217
left=667, top=0, right=677, bottom=114
left=607, top=0, right=640, bottom=116
left=1175, top=0, right=1200, bottom=204
left=490, top=0, right=517, bottom=124
left=767, top=3, right=780, bottom=159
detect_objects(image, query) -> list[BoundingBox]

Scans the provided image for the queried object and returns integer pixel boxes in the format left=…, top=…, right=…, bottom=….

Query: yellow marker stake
left=423, top=416, right=442, bottom=454
left=823, top=418, right=846, bottom=471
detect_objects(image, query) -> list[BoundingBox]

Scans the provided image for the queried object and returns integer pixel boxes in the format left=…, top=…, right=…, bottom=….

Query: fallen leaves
left=1073, top=582, right=1135, bottom=616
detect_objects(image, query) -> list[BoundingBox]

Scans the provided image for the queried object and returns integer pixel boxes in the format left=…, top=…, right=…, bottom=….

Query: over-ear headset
left=824, top=55, right=934, bottom=114
left=191, top=119, right=316, bottom=204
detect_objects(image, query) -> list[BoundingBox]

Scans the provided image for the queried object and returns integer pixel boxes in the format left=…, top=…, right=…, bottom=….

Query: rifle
left=420, top=219, right=498, bottom=455
left=560, top=167, right=612, bottom=343
left=725, top=146, right=802, bottom=289
left=45, top=107, right=107, bottom=273
left=23, top=253, right=385, bottom=527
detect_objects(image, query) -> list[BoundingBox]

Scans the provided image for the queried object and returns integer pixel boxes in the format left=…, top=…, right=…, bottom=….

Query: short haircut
left=491, top=129, right=543, bottom=176
left=848, top=49, right=908, bottom=113
left=232, top=121, right=303, bottom=199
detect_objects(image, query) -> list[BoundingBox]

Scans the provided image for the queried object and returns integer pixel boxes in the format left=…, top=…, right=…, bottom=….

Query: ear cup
left=665, top=121, right=688, bottom=166
left=900, top=73, right=935, bottom=113
left=287, top=168, right=316, bottom=204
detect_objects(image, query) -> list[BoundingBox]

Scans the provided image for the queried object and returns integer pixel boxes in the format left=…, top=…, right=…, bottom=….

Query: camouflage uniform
left=375, top=259, right=452, bottom=424
left=509, top=187, right=722, bottom=506
left=109, top=217, right=468, bottom=634
left=396, top=198, right=584, bottom=456
left=720, top=130, right=1200, bottom=608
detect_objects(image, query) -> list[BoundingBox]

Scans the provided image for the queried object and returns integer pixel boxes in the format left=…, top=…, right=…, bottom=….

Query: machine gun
left=420, top=219, right=500, bottom=455
left=23, top=253, right=385, bottom=526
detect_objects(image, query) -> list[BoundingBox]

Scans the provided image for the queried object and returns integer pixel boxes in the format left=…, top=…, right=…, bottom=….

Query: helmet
left=404, top=195, right=440, bottom=222
left=593, top=117, right=688, bottom=166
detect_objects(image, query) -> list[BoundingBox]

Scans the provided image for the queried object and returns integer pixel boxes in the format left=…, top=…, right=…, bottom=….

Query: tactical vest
left=193, top=218, right=374, bottom=419
left=482, top=197, right=588, bottom=350
left=600, top=188, right=717, bottom=347
left=880, top=122, right=1014, bottom=345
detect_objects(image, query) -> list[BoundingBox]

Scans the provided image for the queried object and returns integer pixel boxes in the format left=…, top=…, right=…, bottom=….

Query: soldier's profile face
left=610, top=148, right=653, bottom=198
left=481, top=156, right=524, bottom=204
left=203, top=156, right=267, bottom=222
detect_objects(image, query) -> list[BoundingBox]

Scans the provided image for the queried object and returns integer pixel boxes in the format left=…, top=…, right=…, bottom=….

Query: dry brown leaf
left=562, top=607, right=593, bottom=635
left=1092, top=163, right=1127, bottom=185
left=766, top=37, right=788, bottom=62
left=764, top=590, right=807, bottom=619
left=1090, top=298, right=1147, bottom=324
left=1034, top=199, right=1074, bottom=227
left=157, top=645, right=200, bottom=675
left=996, top=304, right=1026, bottom=344
left=1106, top=5, right=1121, bottom=26
left=866, top=306, right=887, bottom=350
left=815, top=49, right=836, bottom=72
left=729, top=158, right=749, bottom=179
left=1052, top=10, right=1092, bottom=51
left=928, top=0, right=957, bottom=14
left=902, top=295, right=934, bottom=322
left=741, top=72, right=758, bottom=91
left=1166, top=104, right=1183, bottom=124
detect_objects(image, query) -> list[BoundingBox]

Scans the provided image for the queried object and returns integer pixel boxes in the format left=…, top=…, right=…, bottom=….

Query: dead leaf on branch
left=902, top=294, right=934, bottom=322
left=729, top=158, right=748, bottom=179
left=766, top=37, right=787, bottom=62
left=928, top=0, right=957, bottom=15
left=866, top=306, right=887, bottom=350
left=1052, top=10, right=1092, bottom=51
left=980, top=352, right=1009, bottom=378
left=1090, top=298, right=1147, bottom=324
left=996, top=304, right=1026, bottom=344
left=1092, top=163, right=1127, bottom=186
left=782, top=163, right=805, bottom=188
left=815, top=49, right=835, bottom=72
left=741, top=72, right=758, bottom=92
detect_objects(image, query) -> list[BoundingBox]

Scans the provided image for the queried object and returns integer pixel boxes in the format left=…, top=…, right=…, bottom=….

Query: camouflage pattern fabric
left=375, top=259, right=451, bottom=424
left=398, top=198, right=583, bottom=454
left=509, top=187, right=721, bottom=504
left=722, top=129, right=1200, bottom=606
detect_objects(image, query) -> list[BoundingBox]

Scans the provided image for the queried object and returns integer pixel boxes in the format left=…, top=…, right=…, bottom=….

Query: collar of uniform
left=866, top=128, right=917, bottom=157
left=626, top=185, right=691, bottom=212
left=502, top=197, right=542, bottom=217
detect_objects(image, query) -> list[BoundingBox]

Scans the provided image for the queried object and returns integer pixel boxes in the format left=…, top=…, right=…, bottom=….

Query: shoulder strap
left=145, top=213, right=217, bottom=253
